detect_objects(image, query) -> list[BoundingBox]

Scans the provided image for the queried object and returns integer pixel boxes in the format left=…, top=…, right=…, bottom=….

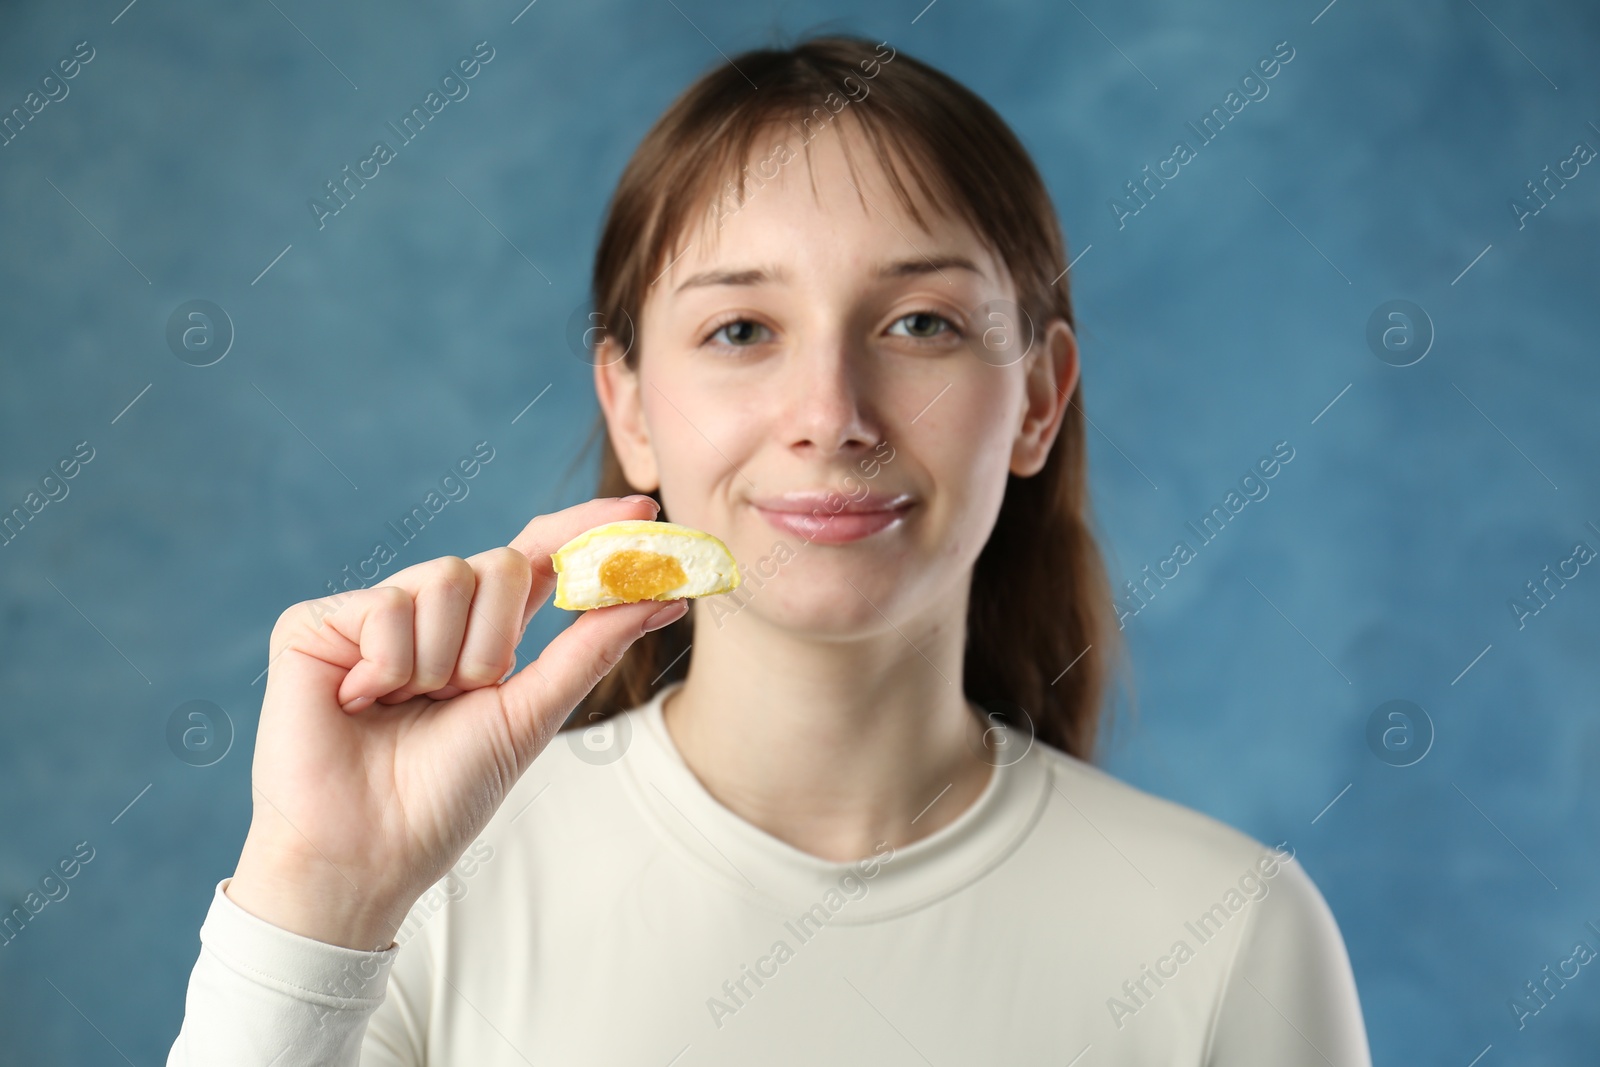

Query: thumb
left=496, top=598, right=688, bottom=762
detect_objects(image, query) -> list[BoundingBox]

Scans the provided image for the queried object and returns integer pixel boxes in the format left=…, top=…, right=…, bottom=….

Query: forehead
left=656, top=114, right=1003, bottom=294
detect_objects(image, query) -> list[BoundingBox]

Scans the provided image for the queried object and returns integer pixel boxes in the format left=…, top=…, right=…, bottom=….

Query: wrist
left=229, top=833, right=410, bottom=952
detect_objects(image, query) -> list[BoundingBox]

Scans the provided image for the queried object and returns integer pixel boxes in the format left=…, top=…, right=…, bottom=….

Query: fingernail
left=342, top=695, right=373, bottom=713
left=641, top=600, right=687, bottom=633
left=622, top=494, right=660, bottom=513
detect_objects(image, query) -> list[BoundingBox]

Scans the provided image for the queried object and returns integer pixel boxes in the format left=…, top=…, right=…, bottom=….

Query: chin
left=699, top=576, right=900, bottom=636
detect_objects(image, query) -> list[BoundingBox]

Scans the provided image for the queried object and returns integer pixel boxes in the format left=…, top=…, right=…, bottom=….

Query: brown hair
left=557, top=31, right=1133, bottom=762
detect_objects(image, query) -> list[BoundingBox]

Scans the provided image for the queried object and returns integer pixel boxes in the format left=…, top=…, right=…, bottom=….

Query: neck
left=660, top=590, right=993, bottom=864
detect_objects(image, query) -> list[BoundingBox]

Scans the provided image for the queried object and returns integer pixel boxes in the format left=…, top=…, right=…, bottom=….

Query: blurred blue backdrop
left=1, top=0, right=1596, bottom=1063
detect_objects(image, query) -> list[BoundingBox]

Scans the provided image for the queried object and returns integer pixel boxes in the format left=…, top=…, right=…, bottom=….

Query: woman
left=168, top=33, right=1371, bottom=1065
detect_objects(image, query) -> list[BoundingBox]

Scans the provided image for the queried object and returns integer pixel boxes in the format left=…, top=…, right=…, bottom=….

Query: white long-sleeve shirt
left=167, top=679, right=1372, bottom=1065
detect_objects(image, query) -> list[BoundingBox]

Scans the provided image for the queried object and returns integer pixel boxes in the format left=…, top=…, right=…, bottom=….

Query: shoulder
left=1031, top=741, right=1294, bottom=889
left=1027, top=741, right=1346, bottom=963
left=1032, top=745, right=1369, bottom=1063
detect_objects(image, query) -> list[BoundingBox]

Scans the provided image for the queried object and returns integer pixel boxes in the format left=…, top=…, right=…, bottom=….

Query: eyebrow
left=672, top=255, right=985, bottom=294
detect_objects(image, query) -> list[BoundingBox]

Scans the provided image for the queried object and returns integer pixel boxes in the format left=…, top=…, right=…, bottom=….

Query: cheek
left=908, top=383, right=1018, bottom=556
left=915, top=377, right=1017, bottom=487
left=643, top=386, right=757, bottom=503
left=943, top=445, right=1011, bottom=554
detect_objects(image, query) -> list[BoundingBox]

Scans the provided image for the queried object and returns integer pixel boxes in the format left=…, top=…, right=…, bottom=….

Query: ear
left=1010, top=317, right=1079, bottom=478
left=593, top=338, right=661, bottom=491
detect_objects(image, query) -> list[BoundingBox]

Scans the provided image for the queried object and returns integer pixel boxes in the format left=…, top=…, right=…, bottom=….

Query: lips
left=750, top=490, right=914, bottom=545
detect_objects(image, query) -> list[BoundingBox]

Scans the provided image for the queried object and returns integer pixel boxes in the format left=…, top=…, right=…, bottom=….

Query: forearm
left=165, top=879, right=402, bottom=1067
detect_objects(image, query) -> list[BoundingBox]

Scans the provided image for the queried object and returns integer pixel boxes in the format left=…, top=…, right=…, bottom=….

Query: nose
left=782, top=335, right=882, bottom=460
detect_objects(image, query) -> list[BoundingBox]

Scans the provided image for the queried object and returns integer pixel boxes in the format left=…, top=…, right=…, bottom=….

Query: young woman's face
left=598, top=119, right=1076, bottom=637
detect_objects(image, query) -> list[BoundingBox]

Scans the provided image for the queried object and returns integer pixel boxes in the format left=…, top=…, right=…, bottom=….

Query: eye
left=703, top=316, right=772, bottom=350
left=887, top=311, right=961, bottom=343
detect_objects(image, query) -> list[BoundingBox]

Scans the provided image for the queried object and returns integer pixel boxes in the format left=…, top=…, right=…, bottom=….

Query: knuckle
left=410, top=656, right=455, bottom=692
left=479, top=546, right=531, bottom=584
left=406, top=662, right=457, bottom=697
left=368, top=652, right=413, bottom=691
left=434, top=555, right=476, bottom=590
left=271, top=601, right=305, bottom=642
left=375, top=584, right=413, bottom=613
left=409, top=671, right=454, bottom=697
left=457, top=648, right=514, bottom=688
left=272, top=597, right=332, bottom=651
left=586, top=641, right=629, bottom=691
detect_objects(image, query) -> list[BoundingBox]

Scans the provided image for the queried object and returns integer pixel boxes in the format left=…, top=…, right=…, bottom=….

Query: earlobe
left=1009, top=319, right=1079, bottom=478
left=594, top=345, right=661, bottom=491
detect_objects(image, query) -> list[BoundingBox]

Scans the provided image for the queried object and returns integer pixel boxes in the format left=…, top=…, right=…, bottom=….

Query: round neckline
left=615, top=679, right=1051, bottom=923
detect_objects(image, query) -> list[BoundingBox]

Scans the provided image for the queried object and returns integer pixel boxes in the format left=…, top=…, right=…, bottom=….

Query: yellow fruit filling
left=599, top=549, right=688, bottom=601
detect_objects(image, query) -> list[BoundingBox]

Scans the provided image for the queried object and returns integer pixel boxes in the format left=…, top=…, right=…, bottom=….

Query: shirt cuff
left=201, top=877, right=401, bottom=1013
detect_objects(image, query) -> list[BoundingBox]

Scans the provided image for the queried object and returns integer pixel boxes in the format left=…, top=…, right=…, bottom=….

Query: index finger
left=509, top=495, right=661, bottom=623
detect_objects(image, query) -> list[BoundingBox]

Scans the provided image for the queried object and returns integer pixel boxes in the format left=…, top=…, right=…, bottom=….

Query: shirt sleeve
left=1202, top=856, right=1373, bottom=1067
left=165, top=877, right=413, bottom=1067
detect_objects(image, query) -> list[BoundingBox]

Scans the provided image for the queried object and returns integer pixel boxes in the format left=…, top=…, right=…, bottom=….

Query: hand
left=226, top=496, right=683, bottom=950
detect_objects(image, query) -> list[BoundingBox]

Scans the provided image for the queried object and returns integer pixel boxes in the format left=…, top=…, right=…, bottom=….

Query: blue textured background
left=2, top=1, right=1596, bottom=1063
